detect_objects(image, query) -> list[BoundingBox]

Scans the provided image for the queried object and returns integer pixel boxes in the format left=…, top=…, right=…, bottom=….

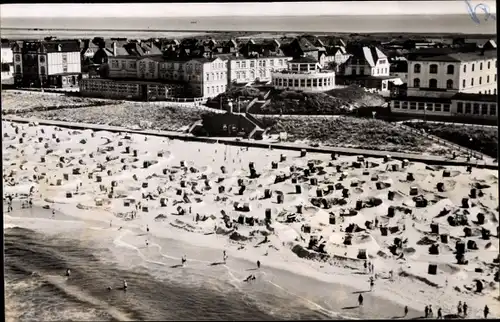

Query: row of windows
left=457, top=102, right=496, bottom=115
left=413, top=60, right=497, bottom=75
left=462, top=74, right=497, bottom=87
left=393, top=101, right=451, bottom=112
left=413, top=78, right=452, bottom=89
left=393, top=100, right=497, bottom=116
left=351, top=67, right=388, bottom=75
left=478, top=89, right=497, bottom=94
left=206, top=71, right=227, bottom=81
left=273, top=77, right=333, bottom=88
left=413, top=75, right=497, bottom=89
left=206, top=84, right=226, bottom=95
left=235, top=59, right=286, bottom=69
left=414, top=64, right=454, bottom=74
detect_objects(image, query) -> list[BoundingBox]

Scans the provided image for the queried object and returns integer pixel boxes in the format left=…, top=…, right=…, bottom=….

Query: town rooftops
left=410, top=49, right=497, bottom=62
left=452, top=92, right=498, bottom=102
left=42, top=40, right=81, bottom=53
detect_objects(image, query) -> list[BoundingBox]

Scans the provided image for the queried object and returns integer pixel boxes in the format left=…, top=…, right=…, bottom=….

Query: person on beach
left=369, top=277, right=375, bottom=291
left=51, top=209, right=55, bottom=219
left=65, top=268, right=71, bottom=277
left=437, top=308, right=442, bottom=319
left=146, top=225, right=149, bottom=232
left=181, top=255, right=187, bottom=266
left=404, top=306, right=408, bottom=317
left=107, top=286, right=112, bottom=291
left=364, top=260, right=368, bottom=273
left=123, top=279, right=128, bottom=291
left=358, top=294, right=363, bottom=306
left=425, top=305, right=429, bottom=318
left=484, top=305, right=489, bottom=318
left=223, top=250, right=228, bottom=263
left=457, top=301, right=463, bottom=315
left=463, top=302, right=468, bottom=316
left=146, top=240, right=149, bottom=246
left=257, top=260, right=261, bottom=269
left=429, top=305, right=433, bottom=318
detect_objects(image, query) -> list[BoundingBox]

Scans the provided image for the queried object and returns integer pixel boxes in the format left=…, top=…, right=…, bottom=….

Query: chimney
left=112, top=42, right=117, bottom=56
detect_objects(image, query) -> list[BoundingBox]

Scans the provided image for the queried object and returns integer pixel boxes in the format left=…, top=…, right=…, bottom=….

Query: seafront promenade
left=3, top=115, right=497, bottom=170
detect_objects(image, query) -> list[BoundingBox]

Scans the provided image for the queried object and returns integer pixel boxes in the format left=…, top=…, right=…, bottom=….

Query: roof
left=42, top=40, right=80, bottom=53
left=350, top=46, right=387, bottom=67
left=288, top=56, right=318, bottom=64
left=295, top=37, right=318, bottom=52
left=337, top=75, right=397, bottom=81
left=390, top=61, right=408, bottom=73
left=411, top=50, right=497, bottom=62
left=452, top=92, right=498, bottom=103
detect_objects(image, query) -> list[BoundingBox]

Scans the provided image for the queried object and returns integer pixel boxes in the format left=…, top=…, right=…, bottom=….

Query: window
left=463, top=65, right=467, bottom=73
left=494, top=89, right=497, bottom=95
left=426, top=104, right=433, bottom=111
left=112, top=60, right=119, bottom=68
left=429, top=79, right=438, bottom=88
left=429, top=64, right=438, bottom=74
left=472, top=63, right=475, bottom=72
left=40, top=66, right=46, bottom=75
left=360, top=67, right=365, bottom=75
left=473, top=103, right=480, bottom=114
left=495, top=74, right=497, bottom=82
left=250, top=61, right=255, bottom=68
left=63, top=66, right=68, bottom=73
left=434, top=104, right=442, bottom=112
left=402, top=102, right=408, bottom=109
left=39, top=56, right=45, bottom=63
left=465, top=103, right=472, bottom=114
left=462, top=79, right=466, bottom=87
left=410, top=102, right=417, bottom=110
left=488, top=61, right=491, bottom=69
left=417, top=102, right=424, bottom=110
left=447, top=65, right=454, bottom=74
left=479, top=77, right=482, bottom=85
left=487, top=75, right=490, bottom=83
left=15, top=65, right=21, bottom=73
left=457, top=102, right=464, bottom=113
left=270, top=60, right=274, bottom=66
left=481, top=104, right=488, bottom=115
left=443, top=104, right=451, bottom=112
left=414, top=64, right=421, bottom=73
left=480, top=62, right=483, bottom=70
left=15, top=55, right=21, bottom=62
left=490, top=105, right=496, bottom=115
left=393, top=101, right=400, bottom=109
left=471, top=78, right=474, bottom=86
left=446, top=79, right=453, bottom=89
left=413, top=78, right=420, bottom=88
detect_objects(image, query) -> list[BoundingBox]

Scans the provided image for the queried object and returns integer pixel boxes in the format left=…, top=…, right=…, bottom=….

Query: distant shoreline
left=0, top=27, right=496, bottom=37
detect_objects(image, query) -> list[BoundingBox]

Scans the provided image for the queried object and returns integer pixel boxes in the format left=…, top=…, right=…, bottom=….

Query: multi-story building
left=82, top=54, right=228, bottom=99
left=227, top=56, right=293, bottom=84
left=337, top=46, right=399, bottom=95
left=390, top=49, right=497, bottom=120
left=12, top=40, right=81, bottom=88
left=271, top=56, right=336, bottom=92
left=1, top=41, right=14, bottom=84
left=406, top=50, right=497, bottom=97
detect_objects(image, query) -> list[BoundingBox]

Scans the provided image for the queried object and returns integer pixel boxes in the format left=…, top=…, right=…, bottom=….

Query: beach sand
left=3, top=120, right=499, bottom=320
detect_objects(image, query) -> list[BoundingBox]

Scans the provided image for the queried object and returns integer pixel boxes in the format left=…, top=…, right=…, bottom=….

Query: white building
left=228, top=56, right=292, bottom=85
left=341, top=46, right=391, bottom=77
left=1, top=42, right=14, bottom=84
left=391, top=93, right=497, bottom=121
left=407, top=50, right=497, bottom=98
left=271, top=56, right=336, bottom=93
left=105, top=55, right=228, bottom=98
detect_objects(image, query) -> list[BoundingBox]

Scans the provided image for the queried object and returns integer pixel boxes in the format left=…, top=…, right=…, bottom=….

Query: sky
left=1, top=1, right=496, bottom=18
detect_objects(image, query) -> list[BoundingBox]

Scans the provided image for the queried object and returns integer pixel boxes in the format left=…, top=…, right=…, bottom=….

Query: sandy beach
left=3, top=120, right=499, bottom=320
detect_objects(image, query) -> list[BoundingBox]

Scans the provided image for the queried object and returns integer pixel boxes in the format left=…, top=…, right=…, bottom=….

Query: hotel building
left=390, top=49, right=497, bottom=120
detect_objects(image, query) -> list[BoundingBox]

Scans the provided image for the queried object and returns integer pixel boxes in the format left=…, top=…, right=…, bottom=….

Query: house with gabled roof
left=12, top=40, right=82, bottom=88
